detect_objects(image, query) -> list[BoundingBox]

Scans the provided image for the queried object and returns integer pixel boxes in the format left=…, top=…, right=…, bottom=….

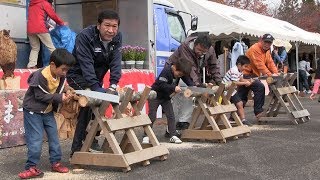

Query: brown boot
left=299, top=91, right=305, bottom=97
left=255, top=112, right=265, bottom=120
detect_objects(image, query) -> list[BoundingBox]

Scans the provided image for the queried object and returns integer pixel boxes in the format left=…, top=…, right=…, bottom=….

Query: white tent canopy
left=169, top=0, right=320, bottom=46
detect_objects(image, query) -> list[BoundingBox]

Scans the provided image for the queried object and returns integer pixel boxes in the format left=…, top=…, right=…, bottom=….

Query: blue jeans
left=298, top=69, right=310, bottom=91
left=23, top=109, right=62, bottom=170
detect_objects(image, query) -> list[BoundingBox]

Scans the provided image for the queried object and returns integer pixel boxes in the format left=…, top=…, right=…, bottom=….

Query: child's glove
left=64, top=85, right=74, bottom=93
left=62, top=93, right=73, bottom=102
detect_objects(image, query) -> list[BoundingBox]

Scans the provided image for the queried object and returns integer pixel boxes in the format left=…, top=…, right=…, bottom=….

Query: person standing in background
left=298, top=53, right=312, bottom=96
left=272, top=39, right=289, bottom=73
left=27, top=0, right=67, bottom=68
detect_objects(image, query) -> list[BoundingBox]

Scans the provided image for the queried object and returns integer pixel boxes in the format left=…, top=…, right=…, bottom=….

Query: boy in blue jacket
left=143, top=58, right=192, bottom=144
left=19, top=48, right=75, bottom=179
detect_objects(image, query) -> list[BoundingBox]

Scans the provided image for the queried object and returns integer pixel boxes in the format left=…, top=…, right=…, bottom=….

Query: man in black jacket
left=67, top=10, right=122, bottom=156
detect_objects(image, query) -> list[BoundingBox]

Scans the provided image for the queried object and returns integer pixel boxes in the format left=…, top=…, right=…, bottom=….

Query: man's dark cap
left=262, top=33, right=274, bottom=42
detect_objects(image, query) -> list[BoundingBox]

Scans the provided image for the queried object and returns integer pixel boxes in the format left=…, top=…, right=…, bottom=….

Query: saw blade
left=185, top=87, right=217, bottom=95
left=75, top=90, right=119, bottom=104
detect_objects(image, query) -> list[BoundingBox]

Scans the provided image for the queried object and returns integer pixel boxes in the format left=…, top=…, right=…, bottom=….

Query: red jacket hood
left=30, top=0, right=45, bottom=6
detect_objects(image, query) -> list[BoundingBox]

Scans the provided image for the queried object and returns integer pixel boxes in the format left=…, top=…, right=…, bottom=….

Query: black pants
left=299, top=69, right=310, bottom=91
left=237, top=80, right=265, bottom=115
left=71, top=107, right=93, bottom=153
left=148, top=98, right=177, bottom=137
left=230, top=93, right=242, bottom=104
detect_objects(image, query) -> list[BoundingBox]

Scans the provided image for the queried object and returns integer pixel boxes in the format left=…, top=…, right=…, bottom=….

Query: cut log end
left=266, top=77, right=274, bottom=84
left=184, top=89, right=193, bottom=98
left=78, top=96, right=89, bottom=107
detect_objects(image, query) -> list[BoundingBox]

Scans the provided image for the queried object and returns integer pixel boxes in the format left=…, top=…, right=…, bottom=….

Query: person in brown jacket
left=165, top=34, right=221, bottom=131
left=166, top=34, right=221, bottom=86
left=238, top=33, right=278, bottom=120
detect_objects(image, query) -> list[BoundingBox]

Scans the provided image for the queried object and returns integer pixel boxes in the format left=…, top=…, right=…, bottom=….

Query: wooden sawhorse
left=259, top=73, right=310, bottom=124
left=181, top=84, right=251, bottom=143
left=70, top=87, right=169, bottom=172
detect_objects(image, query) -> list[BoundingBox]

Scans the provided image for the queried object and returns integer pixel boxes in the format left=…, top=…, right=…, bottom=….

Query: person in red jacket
left=27, top=0, right=67, bottom=68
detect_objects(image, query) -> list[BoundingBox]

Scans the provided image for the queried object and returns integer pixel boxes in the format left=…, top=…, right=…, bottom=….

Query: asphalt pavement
left=1, top=98, right=320, bottom=180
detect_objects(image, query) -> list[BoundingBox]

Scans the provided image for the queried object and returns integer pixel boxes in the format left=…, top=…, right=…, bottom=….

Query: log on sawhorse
left=181, top=83, right=251, bottom=143
left=70, top=86, right=169, bottom=172
left=259, top=73, right=310, bottom=124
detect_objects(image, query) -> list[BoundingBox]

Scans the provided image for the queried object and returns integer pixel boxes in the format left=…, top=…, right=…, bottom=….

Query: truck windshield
left=167, top=13, right=186, bottom=43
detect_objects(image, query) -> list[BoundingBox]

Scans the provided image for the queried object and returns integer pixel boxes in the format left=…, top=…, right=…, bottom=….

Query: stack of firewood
left=54, top=87, right=151, bottom=139
left=55, top=89, right=83, bottom=139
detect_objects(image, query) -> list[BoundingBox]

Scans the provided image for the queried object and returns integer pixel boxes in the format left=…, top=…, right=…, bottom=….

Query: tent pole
left=295, top=42, right=299, bottom=92
left=203, top=66, right=206, bottom=84
left=314, top=45, right=317, bottom=69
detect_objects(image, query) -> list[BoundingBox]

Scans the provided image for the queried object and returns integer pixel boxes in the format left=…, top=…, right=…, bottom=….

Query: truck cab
left=153, top=0, right=198, bottom=76
left=153, top=0, right=188, bottom=77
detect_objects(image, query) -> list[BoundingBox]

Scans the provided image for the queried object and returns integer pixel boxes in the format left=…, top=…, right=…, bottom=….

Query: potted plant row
left=121, top=45, right=147, bottom=69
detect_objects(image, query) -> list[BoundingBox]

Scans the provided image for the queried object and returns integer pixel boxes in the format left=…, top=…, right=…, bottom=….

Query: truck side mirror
left=191, top=16, right=198, bottom=31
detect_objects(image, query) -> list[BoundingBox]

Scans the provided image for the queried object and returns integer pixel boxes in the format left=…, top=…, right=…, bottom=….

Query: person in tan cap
left=272, top=39, right=289, bottom=73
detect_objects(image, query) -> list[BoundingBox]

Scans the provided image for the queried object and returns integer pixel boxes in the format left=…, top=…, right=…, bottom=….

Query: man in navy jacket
left=67, top=10, right=122, bottom=156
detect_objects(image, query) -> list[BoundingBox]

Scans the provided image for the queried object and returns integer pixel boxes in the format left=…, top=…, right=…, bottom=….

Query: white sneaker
left=307, top=90, right=312, bottom=94
left=142, top=136, right=150, bottom=144
left=89, top=139, right=103, bottom=153
left=169, top=136, right=182, bottom=144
